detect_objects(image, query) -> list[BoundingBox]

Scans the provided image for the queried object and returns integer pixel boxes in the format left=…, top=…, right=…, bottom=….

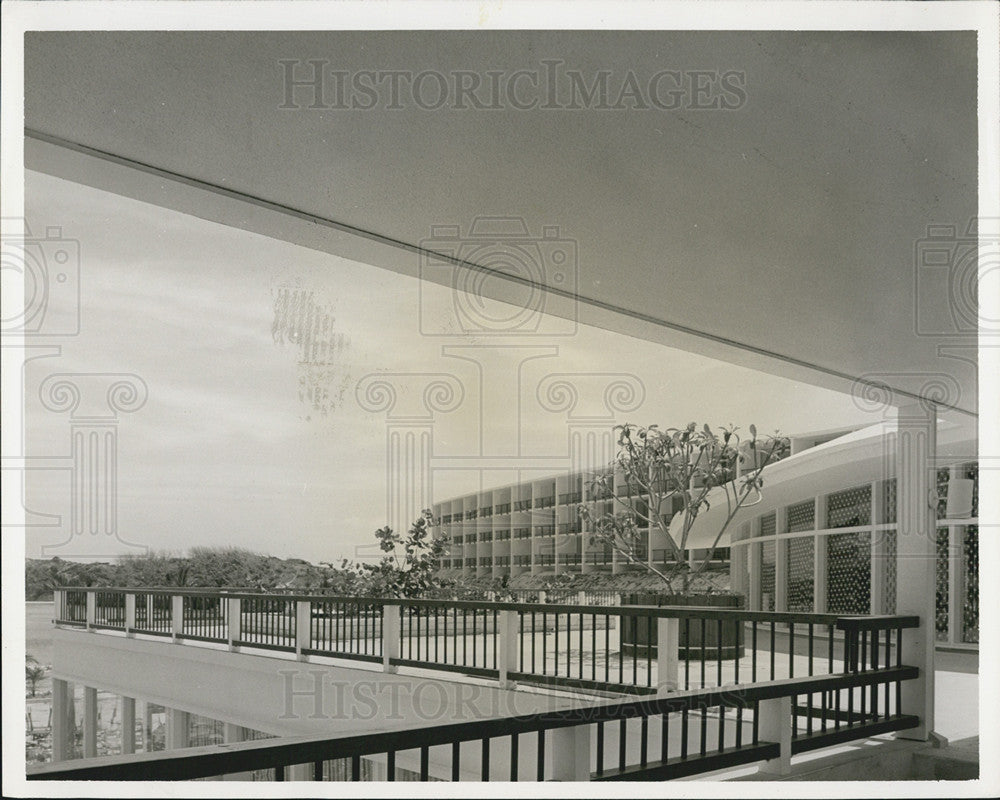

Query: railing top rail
left=54, top=587, right=920, bottom=628
left=26, top=664, right=918, bottom=781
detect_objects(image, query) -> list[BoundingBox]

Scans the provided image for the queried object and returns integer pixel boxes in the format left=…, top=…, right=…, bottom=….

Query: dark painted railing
left=27, top=664, right=919, bottom=781
left=53, top=588, right=917, bottom=700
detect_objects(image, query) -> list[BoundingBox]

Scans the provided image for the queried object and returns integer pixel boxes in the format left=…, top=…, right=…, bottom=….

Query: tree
left=355, top=510, right=452, bottom=598
left=26, top=654, right=45, bottom=697
left=578, top=422, right=787, bottom=594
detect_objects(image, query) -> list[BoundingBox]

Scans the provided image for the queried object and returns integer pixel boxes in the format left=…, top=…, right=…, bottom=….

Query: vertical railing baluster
left=640, top=715, right=648, bottom=766
left=700, top=619, right=706, bottom=689
left=619, top=718, right=627, bottom=771
left=481, top=738, right=490, bottom=781
left=451, top=741, right=460, bottom=781
left=596, top=721, right=605, bottom=776
left=769, top=621, right=776, bottom=680
left=716, top=619, right=723, bottom=687
left=536, top=729, right=545, bottom=781
left=789, top=622, right=795, bottom=679
left=509, top=734, right=519, bottom=781
left=681, top=708, right=689, bottom=758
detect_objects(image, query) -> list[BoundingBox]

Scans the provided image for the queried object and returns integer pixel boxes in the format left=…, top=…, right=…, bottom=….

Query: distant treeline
left=25, top=548, right=362, bottom=601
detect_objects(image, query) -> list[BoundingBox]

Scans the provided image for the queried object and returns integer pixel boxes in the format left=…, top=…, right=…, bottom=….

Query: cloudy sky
left=22, top=170, right=884, bottom=565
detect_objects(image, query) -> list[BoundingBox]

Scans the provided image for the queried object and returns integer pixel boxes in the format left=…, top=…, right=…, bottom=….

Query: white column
left=550, top=725, right=591, bottom=780
left=121, top=697, right=136, bottom=755
left=166, top=708, right=190, bottom=750
left=382, top=604, right=400, bottom=673
left=51, top=678, right=75, bottom=762
left=894, top=402, right=937, bottom=741
left=870, top=481, right=887, bottom=615
left=757, top=696, right=792, bottom=775
left=82, top=686, right=98, bottom=758
left=142, top=701, right=154, bottom=752
left=775, top=508, right=788, bottom=612
left=948, top=525, right=964, bottom=645
left=748, top=543, right=761, bottom=611
left=813, top=496, right=828, bottom=613
left=656, top=617, right=679, bottom=694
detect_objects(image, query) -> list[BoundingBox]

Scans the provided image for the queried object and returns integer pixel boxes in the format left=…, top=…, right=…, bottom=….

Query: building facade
left=432, top=421, right=979, bottom=650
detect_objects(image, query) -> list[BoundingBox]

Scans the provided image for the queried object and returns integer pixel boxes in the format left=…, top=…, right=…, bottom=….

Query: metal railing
left=53, top=588, right=917, bottom=698
left=28, top=658, right=919, bottom=781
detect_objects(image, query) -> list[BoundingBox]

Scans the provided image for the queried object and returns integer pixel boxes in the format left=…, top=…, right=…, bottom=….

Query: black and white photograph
left=2, top=1, right=998, bottom=795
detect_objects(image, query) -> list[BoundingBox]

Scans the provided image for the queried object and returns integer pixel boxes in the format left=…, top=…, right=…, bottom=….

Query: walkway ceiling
left=23, top=30, right=979, bottom=415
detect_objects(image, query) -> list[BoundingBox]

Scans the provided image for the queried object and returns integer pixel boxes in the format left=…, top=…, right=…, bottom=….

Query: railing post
left=382, top=604, right=400, bottom=674
left=757, top=696, right=792, bottom=776
left=295, top=600, right=312, bottom=661
left=227, top=597, right=241, bottom=651
left=538, top=590, right=547, bottom=605
left=171, top=594, right=184, bottom=642
left=656, top=617, right=679, bottom=694
left=146, top=593, right=154, bottom=630
left=498, top=610, right=519, bottom=688
left=125, top=593, right=136, bottom=637
left=577, top=590, right=587, bottom=605
left=53, top=589, right=64, bottom=623
left=550, top=725, right=591, bottom=780
left=85, top=590, right=96, bottom=631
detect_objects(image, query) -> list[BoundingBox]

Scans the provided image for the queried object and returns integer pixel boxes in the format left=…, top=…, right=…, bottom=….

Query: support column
left=757, top=696, right=792, bottom=775
left=142, top=701, right=154, bottom=752
left=51, top=678, right=75, bottom=763
left=813, top=496, right=828, bottom=613
left=165, top=708, right=190, bottom=750
left=894, top=402, right=938, bottom=741
left=83, top=686, right=98, bottom=758
left=748, top=542, right=761, bottom=611
left=121, top=697, right=136, bottom=755
left=550, top=725, right=591, bottom=780
left=870, top=481, right=887, bottom=615
left=221, top=723, right=252, bottom=780
left=775, top=508, right=788, bottom=612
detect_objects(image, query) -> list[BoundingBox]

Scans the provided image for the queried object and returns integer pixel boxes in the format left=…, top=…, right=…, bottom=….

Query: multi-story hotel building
left=432, top=420, right=979, bottom=650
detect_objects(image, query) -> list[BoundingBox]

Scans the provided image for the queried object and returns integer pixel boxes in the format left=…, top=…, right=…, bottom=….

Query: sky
left=20, top=170, right=886, bottom=565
